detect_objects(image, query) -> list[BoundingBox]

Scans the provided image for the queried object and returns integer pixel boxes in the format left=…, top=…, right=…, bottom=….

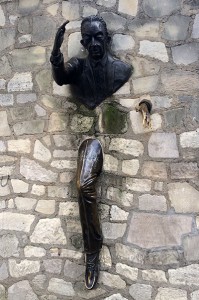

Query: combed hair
left=81, top=15, right=109, bottom=37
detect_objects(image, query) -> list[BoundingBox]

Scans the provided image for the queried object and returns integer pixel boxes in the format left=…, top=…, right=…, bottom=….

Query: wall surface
left=0, top=0, right=199, bottom=299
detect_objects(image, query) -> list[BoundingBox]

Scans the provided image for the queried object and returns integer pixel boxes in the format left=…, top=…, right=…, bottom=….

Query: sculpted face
left=81, top=21, right=107, bottom=60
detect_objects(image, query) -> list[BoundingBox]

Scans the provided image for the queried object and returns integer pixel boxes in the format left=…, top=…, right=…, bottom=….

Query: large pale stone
left=101, top=12, right=126, bottom=31
left=34, top=140, right=51, bottom=162
left=0, top=212, right=35, bottom=232
left=0, top=284, right=5, bottom=300
left=118, top=0, right=138, bottom=16
left=130, top=111, right=162, bottom=134
left=110, top=205, right=129, bottom=221
left=172, top=43, right=199, bottom=65
left=102, top=222, right=126, bottom=239
left=32, top=274, right=47, bottom=291
left=139, top=194, right=167, bottom=212
left=11, top=47, right=46, bottom=70
left=148, top=133, right=179, bottom=158
left=155, top=288, right=187, bottom=300
left=141, top=161, right=167, bottom=179
left=0, top=56, right=11, bottom=76
left=131, top=57, right=160, bottom=78
left=20, top=157, right=58, bottom=183
left=150, top=96, right=172, bottom=109
left=44, top=259, right=62, bottom=274
left=9, top=259, right=40, bottom=277
left=129, top=283, right=152, bottom=300
left=83, top=5, right=97, bottom=17
left=0, top=185, right=10, bottom=196
left=169, top=265, right=199, bottom=286
left=100, top=245, right=112, bottom=269
left=163, top=15, right=190, bottom=41
left=183, top=235, right=199, bottom=262
left=116, top=263, right=138, bottom=281
left=147, top=250, right=180, bottom=266
left=35, top=69, right=52, bottom=92
left=59, top=249, right=82, bottom=260
left=48, top=186, right=69, bottom=198
left=48, top=278, right=75, bottom=296
left=24, top=246, right=46, bottom=258
left=51, top=160, right=77, bottom=170
left=0, top=28, right=15, bottom=52
left=122, top=159, right=139, bottom=176
left=0, top=262, right=8, bottom=281
left=30, top=218, right=67, bottom=245
left=59, top=202, right=79, bottom=217
left=0, top=111, right=11, bottom=136
left=53, top=81, right=71, bottom=97
left=62, top=2, right=80, bottom=20
left=48, top=112, right=68, bottom=132
left=96, top=0, right=116, bottom=7
left=132, top=21, right=159, bottom=38
left=71, top=114, right=94, bottom=133
left=143, top=0, right=181, bottom=17
left=32, top=16, right=56, bottom=43
left=8, top=139, right=31, bottom=153
left=192, top=14, right=199, bottom=38
left=19, top=0, right=39, bottom=13
left=142, top=269, right=167, bottom=282
left=161, top=71, right=199, bottom=92
left=99, top=272, right=126, bottom=289
left=139, top=40, right=168, bottom=62
left=104, top=154, right=118, bottom=173
left=47, top=3, right=59, bottom=16
left=112, top=34, right=135, bottom=52
left=16, top=93, right=36, bottom=104
left=133, top=75, right=159, bottom=94
left=109, top=138, right=144, bottom=156
left=8, top=72, right=33, bottom=92
left=127, top=212, right=192, bottom=248
left=8, top=280, right=38, bottom=300
left=191, top=290, right=199, bottom=300
left=104, top=294, right=128, bottom=300
left=0, top=234, right=19, bottom=258
left=170, top=162, right=198, bottom=179
left=125, top=178, right=151, bottom=192
left=168, top=182, right=199, bottom=213
left=180, top=129, right=199, bottom=148
left=0, top=5, right=5, bottom=26
left=31, top=184, right=45, bottom=196
left=115, top=243, right=145, bottom=264
left=64, top=260, right=84, bottom=278
left=35, top=200, right=55, bottom=215
left=68, top=32, right=82, bottom=59
left=107, top=187, right=134, bottom=207
left=11, top=180, right=29, bottom=193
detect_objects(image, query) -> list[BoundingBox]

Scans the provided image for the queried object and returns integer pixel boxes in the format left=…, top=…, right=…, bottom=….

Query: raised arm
left=50, top=21, right=79, bottom=86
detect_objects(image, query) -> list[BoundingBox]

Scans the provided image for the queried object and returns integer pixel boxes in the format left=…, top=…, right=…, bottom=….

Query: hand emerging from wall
left=52, top=21, right=69, bottom=56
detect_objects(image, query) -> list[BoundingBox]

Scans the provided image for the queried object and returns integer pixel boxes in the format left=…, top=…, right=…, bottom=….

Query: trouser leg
left=76, top=138, right=103, bottom=254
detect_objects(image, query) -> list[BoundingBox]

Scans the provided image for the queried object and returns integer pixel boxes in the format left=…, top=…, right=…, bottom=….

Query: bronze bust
left=50, top=16, right=135, bottom=290
left=50, top=16, right=132, bottom=109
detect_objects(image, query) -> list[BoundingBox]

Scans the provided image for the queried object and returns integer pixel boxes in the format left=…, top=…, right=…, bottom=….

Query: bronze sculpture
left=51, top=15, right=151, bottom=289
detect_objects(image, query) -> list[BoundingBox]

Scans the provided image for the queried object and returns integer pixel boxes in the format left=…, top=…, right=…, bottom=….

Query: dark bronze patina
left=50, top=16, right=132, bottom=109
left=50, top=16, right=135, bottom=290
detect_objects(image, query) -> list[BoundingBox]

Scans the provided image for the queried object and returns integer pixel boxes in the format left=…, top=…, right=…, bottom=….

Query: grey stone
left=141, top=161, right=167, bottom=179
left=0, top=141, right=5, bottom=152
left=51, top=160, right=77, bottom=170
left=100, top=246, right=112, bottom=269
left=116, top=263, right=138, bottom=281
left=0, top=262, right=8, bottom=280
left=150, top=96, right=173, bottom=109
left=0, top=94, right=14, bottom=106
left=70, top=114, right=94, bottom=133
left=19, top=0, right=39, bottom=14
left=127, top=212, right=192, bottom=248
left=133, top=75, right=159, bottom=94
left=0, top=185, right=10, bottom=196
left=131, top=57, right=160, bottom=78
left=0, top=234, right=19, bottom=258
left=0, top=284, right=5, bottom=300
left=16, top=93, right=37, bottom=104
left=190, top=100, right=199, bottom=122
left=20, top=157, right=58, bottom=183
left=30, top=218, right=67, bottom=245
left=68, top=32, right=83, bottom=59
left=164, top=108, right=185, bottom=127
left=155, top=288, right=187, bottom=300
left=24, top=246, right=46, bottom=257
left=143, top=0, right=181, bottom=17
left=162, top=15, right=190, bottom=41
left=96, top=0, right=116, bottom=7
left=125, top=178, right=151, bottom=192
left=102, top=222, right=126, bottom=239
left=36, top=69, right=52, bottom=92
left=169, top=264, right=199, bottom=286
left=48, top=186, right=68, bottom=198
left=139, top=40, right=168, bottom=62
left=0, top=111, right=11, bottom=136
left=172, top=43, right=199, bottom=65
left=0, top=28, right=15, bottom=52
left=142, top=269, right=167, bottom=282
left=109, top=138, right=144, bottom=156
left=48, top=112, right=69, bottom=132
left=0, top=4, right=5, bottom=26
left=115, top=243, right=145, bottom=264
left=0, top=212, right=35, bottom=232
left=103, top=294, right=128, bottom=300
left=0, top=56, right=11, bottom=76
left=11, top=47, right=46, bottom=70
left=139, top=194, right=167, bottom=212
left=8, top=280, right=38, bottom=300
left=59, top=202, right=80, bottom=217
left=53, top=134, right=76, bottom=148
left=32, top=16, right=56, bottom=43
left=8, top=139, right=31, bottom=153
left=118, top=0, right=138, bottom=16
left=32, top=274, right=47, bottom=290
left=62, top=1, right=80, bottom=20
left=191, top=290, right=199, bottom=300
left=103, top=154, right=118, bottom=173
left=15, top=197, right=36, bottom=211
left=48, top=278, right=75, bottom=296
left=170, top=163, right=198, bottom=179
left=130, top=21, right=160, bottom=38
left=35, top=200, right=55, bottom=215
left=192, top=14, right=199, bottom=38
left=148, top=133, right=179, bottom=158
left=35, top=104, right=46, bottom=117
left=99, top=271, right=126, bottom=289
left=9, top=259, right=40, bottom=277
left=110, top=205, right=129, bottom=221
left=83, top=5, right=97, bottom=17
left=47, top=3, right=59, bottom=16
left=8, top=72, right=33, bottom=92
left=64, top=260, right=84, bottom=278
left=13, top=120, right=45, bottom=135
left=168, top=182, right=199, bottom=213
left=18, top=17, right=31, bottom=34
left=107, top=187, right=134, bottom=207
left=43, top=259, right=62, bottom=274
left=101, top=12, right=126, bottom=31
left=183, top=235, right=199, bottom=262
left=34, top=140, right=51, bottom=162
left=10, top=106, right=35, bottom=121
left=180, top=129, right=199, bottom=148
left=129, top=283, right=152, bottom=300
left=147, top=250, right=180, bottom=265
left=162, top=71, right=199, bottom=92
left=112, top=34, right=135, bottom=52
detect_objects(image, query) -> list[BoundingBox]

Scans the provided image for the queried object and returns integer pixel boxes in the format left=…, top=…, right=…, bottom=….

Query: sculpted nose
left=91, top=37, right=96, bottom=46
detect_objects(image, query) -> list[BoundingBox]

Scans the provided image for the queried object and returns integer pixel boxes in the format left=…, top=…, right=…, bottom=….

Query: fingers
left=60, top=20, right=69, bottom=31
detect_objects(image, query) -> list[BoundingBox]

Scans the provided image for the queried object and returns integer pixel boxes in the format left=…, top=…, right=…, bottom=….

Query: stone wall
left=0, top=0, right=199, bottom=299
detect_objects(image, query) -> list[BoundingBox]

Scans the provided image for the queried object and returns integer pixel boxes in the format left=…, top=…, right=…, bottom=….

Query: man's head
left=81, top=16, right=111, bottom=60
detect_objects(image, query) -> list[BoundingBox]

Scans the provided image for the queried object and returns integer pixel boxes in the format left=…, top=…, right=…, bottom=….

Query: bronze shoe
left=85, top=252, right=99, bottom=290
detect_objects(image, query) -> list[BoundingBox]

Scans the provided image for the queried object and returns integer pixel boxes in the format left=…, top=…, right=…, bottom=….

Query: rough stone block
left=143, top=0, right=181, bottom=17
left=115, top=243, right=145, bottom=264
left=0, top=111, right=11, bottom=136
left=0, top=212, right=34, bottom=232
left=15, top=197, right=37, bottom=211
left=48, top=186, right=68, bottom=198
left=0, top=234, right=19, bottom=258
left=122, top=159, right=139, bottom=176
left=64, top=260, right=84, bottom=278
left=142, top=269, right=167, bottom=282
left=125, top=178, right=151, bottom=192
left=127, top=212, right=192, bottom=248
left=164, top=108, right=185, bottom=127
left=139, top=194, right=167, bottom=212
left=130, top=111, right=162, bottom=134
left=112, top=34, right=135, bottom=52
left=44, top=259, right=62, bottom=274
left=16, top=93, right=36, bottom=104
left=53, top=81, right=72, bottom=97
left=169, top=264, right=199, bottom=286
left=0, top=263, right=8, bottom=281
left=83, top=5, right=97, bottom=17
left=30, top=218, right=67, bottom=245
left=48, top=112, right=69, bottom=132
left=11, top=47, right=46, bottom=70
left=35, top=200, right=55, bottom=215
left=180, top=129, right=199, bottom=148
left=48, top=278, right=75, bottom=296
left=8, top=281, right=38, bottom=300
left=191, top=290, right=199, bottom=300
left=34, top=140, right=51, bottom=162
left=103, top=154, right=118, bottom=173
left=68, top=32, right=83, bottom=59
left=100, top=245, right=112, bottom=269
left=170, top=162, right=198, bottom=179
left=147, top=249, right=180, bottom=266
left=62, top=2, right=80, bottom=20
left=0, top=5, right=5, bottom=26
left=155, top=287, right=187, bottom=300
left=183, top=235, right=199, bottom=262
left=96, top=0, right=116, bottom=7
left=172, top=43, right=199, bottom=65
left=35, top=69, right=52, bottom=92
left=99, top=271, right=126, bottom=289
left=132, top=57, right=160, bottom=78
left=13, top=120, right=45, bottom=135
left=139, top=40, right=168, bottom=62
left=59, top=202, right=79, bottom=217
left=168, top=182, right=199, bottom=213
left=141, top=161, right=167, bottom=179
left=110, top=205, right=129, bottom=221
left=129, top=283, right=152, bottom=300
left=192, top=14, right=199, bottom=38
left=19, top=0, right=39, bottom=13
left=32, top=16, right=56, bottom=43
left=0, top=28, right=15, bottom=52
left=8, top=139, right=31, bottom=153
left=11, top=179, right=29, bottom=193
left=51, top=160, right=77, bottom=170
left=148, top=133, right=179, bottom=158
left=101, top=12, right=126, bottom=31
left=24, top=246, right=46, bottom=258
left=150, top=96, right=172, bottom=109
left=47, top=3, right=59, bottom=16
left=102, top=222, right=126, bottom=239
left=9, top=259, right=40, bottom=277
left=107, top=187, right=134, bottom=207
left=162, top=15, right=190, bottom=41
left=118, top=0, right=138, bottom=16
left=104, top=294, right=128, bottom=300
left=70, top=114, right=94, bottom=133
left=0, top=56, right=11, bottom=76
left=109, top=138, right=144, bottom=156
left=161, top=71, right=199, bottom=92
left=190, top=100, right=199, bottom=122
left=131, top=21, right=159, bottom=38
left=133, top=75, right=159, bottom=94
left=8, top=72, right=33, bottom=92
left=0, top=94, right=14, bottom=106
left=116, top=263, right=138, bottom=281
